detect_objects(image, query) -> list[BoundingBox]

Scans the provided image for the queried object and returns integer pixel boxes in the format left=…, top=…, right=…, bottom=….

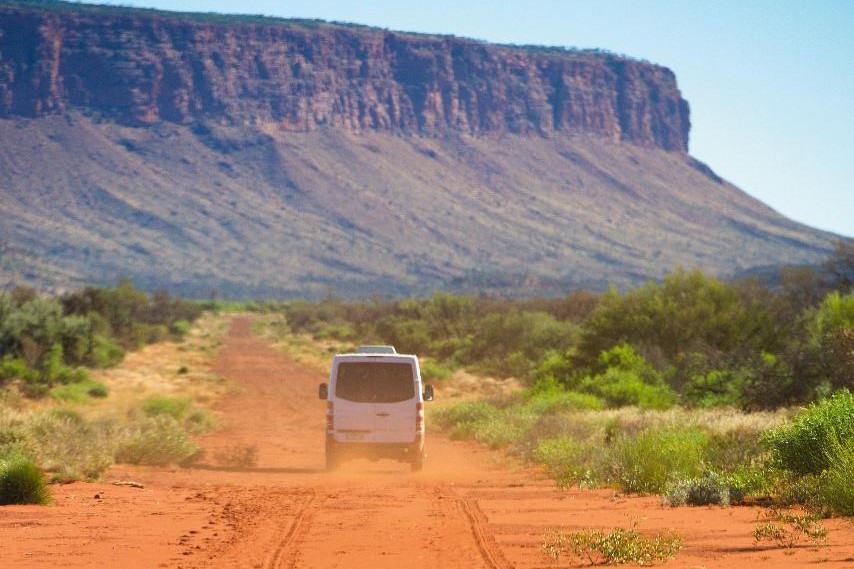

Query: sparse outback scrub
left=543, top=522, right=681, bottom=565
left=0, top=311, right=227, bottom=498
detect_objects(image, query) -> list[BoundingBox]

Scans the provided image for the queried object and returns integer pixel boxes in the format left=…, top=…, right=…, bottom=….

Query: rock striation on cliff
left=0, top=2, right=690, bottom=151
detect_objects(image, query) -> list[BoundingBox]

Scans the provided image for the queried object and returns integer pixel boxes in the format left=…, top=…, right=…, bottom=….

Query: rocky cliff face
left=0, top=3, right=690, bottom=151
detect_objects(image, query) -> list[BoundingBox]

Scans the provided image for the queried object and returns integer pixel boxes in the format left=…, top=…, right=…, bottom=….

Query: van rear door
left=332, top=358, right=417, bottom=443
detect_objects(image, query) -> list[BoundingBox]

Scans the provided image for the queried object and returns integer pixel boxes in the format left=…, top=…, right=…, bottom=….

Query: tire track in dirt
left=459, top=496, right=514, bottom=569
left=427, top=484, right=514, bottom=569
left=264, top=490, right=320, bottom=569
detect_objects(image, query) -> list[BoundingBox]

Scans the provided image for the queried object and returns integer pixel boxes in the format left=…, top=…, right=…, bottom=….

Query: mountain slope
left=0, top=2, right=843, bottom=298
left=0, top=114, right=836, bottom=298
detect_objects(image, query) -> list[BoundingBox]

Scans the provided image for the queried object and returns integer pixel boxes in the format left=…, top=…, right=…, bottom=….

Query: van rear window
left=334, top=362, right=415, bottom=403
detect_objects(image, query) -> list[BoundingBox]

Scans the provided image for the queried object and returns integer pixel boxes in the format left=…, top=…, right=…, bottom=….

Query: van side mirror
left=319, top=383, right=328, bottom=400
left=423, top=384, right=434, bottom=402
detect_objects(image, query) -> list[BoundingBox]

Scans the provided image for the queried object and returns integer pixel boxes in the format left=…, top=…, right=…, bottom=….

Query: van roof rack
left=355, top=345, right=397, bottom=354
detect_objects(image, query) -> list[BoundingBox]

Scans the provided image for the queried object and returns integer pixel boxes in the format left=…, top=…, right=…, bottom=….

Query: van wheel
left=410, top=452, right=424, bottom=472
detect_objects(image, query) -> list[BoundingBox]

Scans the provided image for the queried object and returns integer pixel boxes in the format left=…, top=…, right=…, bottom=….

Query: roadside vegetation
left=543, top=522, right=681, bottom=565
left=0, top=279, right=221, bottom=502
left=261, top=243, right=853, bottom=516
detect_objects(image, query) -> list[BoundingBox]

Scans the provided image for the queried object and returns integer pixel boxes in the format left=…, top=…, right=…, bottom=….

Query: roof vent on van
left=355, top=345, right=397, bottom=354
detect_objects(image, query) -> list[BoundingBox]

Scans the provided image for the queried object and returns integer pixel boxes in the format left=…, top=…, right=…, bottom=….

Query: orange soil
left=2, top=316, right=852, bottom=568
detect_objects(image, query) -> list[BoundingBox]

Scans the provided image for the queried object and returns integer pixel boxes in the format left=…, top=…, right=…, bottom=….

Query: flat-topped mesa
left=0, top=4, right=690, bottom=152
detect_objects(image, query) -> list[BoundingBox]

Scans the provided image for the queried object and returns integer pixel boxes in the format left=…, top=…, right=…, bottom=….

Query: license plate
left=344, top=432, right=366, bottom=441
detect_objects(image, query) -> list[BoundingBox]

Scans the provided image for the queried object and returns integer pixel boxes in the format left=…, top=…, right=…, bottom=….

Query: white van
left=318, top=346, right=434, bottom=471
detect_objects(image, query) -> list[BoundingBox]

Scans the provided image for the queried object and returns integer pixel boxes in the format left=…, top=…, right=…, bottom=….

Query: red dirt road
left=2, top=317, right=852, bottom=568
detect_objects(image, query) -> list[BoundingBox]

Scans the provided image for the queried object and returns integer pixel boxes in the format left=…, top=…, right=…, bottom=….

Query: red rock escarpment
left=0, top=5, right=690, bottom=151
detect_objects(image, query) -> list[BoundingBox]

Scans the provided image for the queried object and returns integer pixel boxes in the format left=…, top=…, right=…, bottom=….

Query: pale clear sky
left=89, top=0, right=854, bottom=237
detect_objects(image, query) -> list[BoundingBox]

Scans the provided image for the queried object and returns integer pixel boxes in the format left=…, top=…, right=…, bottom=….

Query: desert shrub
left=753, top=508, right=827, bottom=549
left=577, top=345, right=675, bottom=410
left=463, top=309, right=578, bottom=378
left=533, top=437, right=586, bottom=483
left=142, top=395, right=191, bottom=420
left=431, top=400, right=526, bottom=448
left=313, top=322, right=357, bottom=341
left=817, top=436, right=854, bottom=516
left=683, top=369, right=746, bottom=408
left=665, top=471, right=733, bottom=507
left=0, top=450, right=49, bottom=505
left=703, top=426, right=766, bottom=473
left=521, top=378, right=604, bottom=414
left=472, top=416, right=528, bottom=449
left=114, top=416, right=198, bottom=466
left=420, top=359, right=452, bottom=381
left=185, top=408, right=218, bottom=434
left=576, top=270, right=771, bottom=371
left=509, top=412, right=598, bottom=470
left=20, top=411, right=114, bottom=481
left=523, top=390, right=604, bottom=415
left=169, top=319, right=191, bottom=340
left=0, top=356, right=37, bottom=384
left=88, top=335, right=125, bottom=368
left=762, top=390, right=853, bottom=475
left=610, top=427, right=708, bottom=494
left=49, top=379, right=109, bottom=403
left=723, top=463, right=782, bottom=501
left=543, top=523, right=681, bottom=565
left=431, top=401, right=500, bottom=431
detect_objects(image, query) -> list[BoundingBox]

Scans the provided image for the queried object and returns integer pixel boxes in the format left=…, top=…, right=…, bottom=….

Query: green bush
left=723, top=463, right=782, bottom=501
left=431, top=401, right=500, bottom=431
left=88, top=335, right=125, bottom=368
left=142, top=395, right=191, bottom=420
left=431, top=400, right=525, bottom=449
left=577, top=345, right=675, bottom=410
left=0, top=356, right=36, bottom=382
left=521, top=379, right=604, bottom=414
left=704, top=427, right=766, bottom=473
left=543, top=524, right=681, bottom=565
left=533, top=437, right=586, bottom=484
left=684, top=369, right=746, bottom=408
left=468, top=416, right=526, bottom=449
left=610, top=427, right=708, bottom=494
left=665, top=471, right=733, bottom=507
left=49, top=379, right=109, bottom=403
left=0, top=451, right=49, bottom=505
left=817, top=436, right=854, bottom=516
left=762, top=390, right=853, bottom=475
left=420, top=359, right=452, bottom=381
left=169, top=319, right=191, bottom=340
left=114, top=416, right=198, bottom=466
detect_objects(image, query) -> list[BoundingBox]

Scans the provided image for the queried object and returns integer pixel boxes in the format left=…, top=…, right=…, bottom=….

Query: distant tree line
left=0, top=277, right=202, bottom=396
left=282, top=242, right=854, bottom=409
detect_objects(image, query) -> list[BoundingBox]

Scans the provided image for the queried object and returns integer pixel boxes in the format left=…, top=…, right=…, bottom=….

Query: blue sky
left=90, top=0, right=853, bottom=237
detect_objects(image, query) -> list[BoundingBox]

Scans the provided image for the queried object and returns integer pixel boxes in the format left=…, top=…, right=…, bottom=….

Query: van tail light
left=326, top=401, right=334, bottom=431
left=415, top=402, right=424, bottom=431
